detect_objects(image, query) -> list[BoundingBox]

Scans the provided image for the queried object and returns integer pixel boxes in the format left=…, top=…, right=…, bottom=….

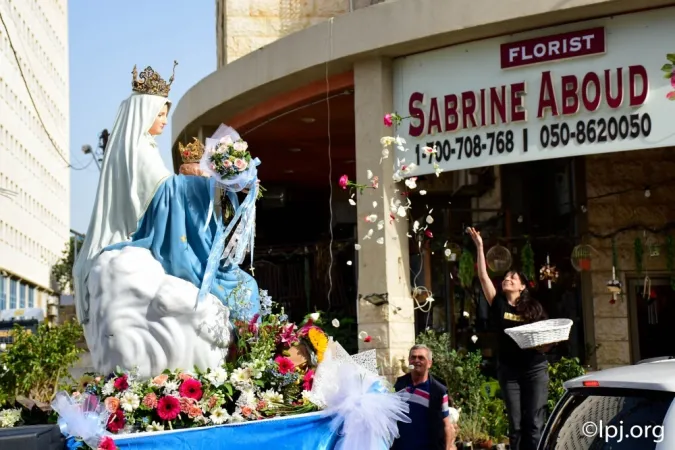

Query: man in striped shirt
left=392, top=345, right=457, bottom=450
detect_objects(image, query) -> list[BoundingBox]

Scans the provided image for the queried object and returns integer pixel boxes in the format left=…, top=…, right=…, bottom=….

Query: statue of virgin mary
left=73, top=62, right=261, bottom=378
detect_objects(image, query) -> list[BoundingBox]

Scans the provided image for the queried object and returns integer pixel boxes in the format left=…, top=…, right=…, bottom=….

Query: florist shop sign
left=392, top=7, right=675, bottom=177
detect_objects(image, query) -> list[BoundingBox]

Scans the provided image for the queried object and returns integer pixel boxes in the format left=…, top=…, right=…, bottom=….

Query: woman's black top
left=490, top=293, right=547, bottom=369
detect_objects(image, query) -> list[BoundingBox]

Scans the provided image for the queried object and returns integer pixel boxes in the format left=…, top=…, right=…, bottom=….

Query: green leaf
left=662, top=63, right=673, bottom=72
left=667, top=54, right=675, bottom=63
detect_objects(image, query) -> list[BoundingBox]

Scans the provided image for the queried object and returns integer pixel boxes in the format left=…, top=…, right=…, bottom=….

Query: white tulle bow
left=314, top=342, right=411, bottom=450
left=51, top=391, right=110, bottom=449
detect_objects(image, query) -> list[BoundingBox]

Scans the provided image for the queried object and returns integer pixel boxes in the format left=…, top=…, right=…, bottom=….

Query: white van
left=538, top=357, right=675, bottom=449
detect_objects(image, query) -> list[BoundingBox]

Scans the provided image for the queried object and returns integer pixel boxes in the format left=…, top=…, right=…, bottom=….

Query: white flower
left=354, top=244, right=361, bottom=251
left=120, top=392, right=140, bottom=412
left=206, top=367, right=228, bottom=387
left=426, top=215, right=434, bottom=225
left=471, top=335, right=478, bottom=344
left=230, top=368, right=252, bottom=386
left=366, top=214, right=378, bottom=223
left=146, top=421, right=165, bottom=432
left=0, top=409, right=21, bottom=428
left=448, top=407, right=461, bottom=424
left=237, top=389, right=257, bottom=409
left=367, top=170, right=373, bottom=179
left=405, top=178, right=417, bottom=189
left=433, top=163, right=443, bottom=177
left=395, top=136, right=406, bottom=146
left=164, top=380, right=180, bottom=394
left=422, top=146, right=436, bottom=155
left=101, top=380, right=115, bottom=396
left=219, top=135, right=233, bottom=146
left=348, top=199, right=356, bottom=206
left=420, top=190, right=427, bottom=195
left=396, top=206, right=407, bottom=217
left=331, top=318, right=340, bottom=328
left=376, top=237, right=384, bottom=245
left=261, top=389, right=284, bottom=408
left=301, top=390, right=326, bottom=408
left=444, top=249, right=452, bottom=257
left=310, top=312, right=320, bottom=321
left=230, top=411, right=245, bottom=423
left=377, top=220, right=384, bottom=230
left=363, top=229, right=374, bottom=240
left=210, top=407, right=231, bottom=425
left=380, top=136, right=396, bottom=146
left=413, top=221, right=420, bottom=233
left=463, top=311, right=470, bottom=318
left=381, top=148, right=390, bottom=161
left=392, top=172, right=403, bottom=183
left=346, top=260, right=352, bottom=266
left=233, top=141, right=248, bottom=152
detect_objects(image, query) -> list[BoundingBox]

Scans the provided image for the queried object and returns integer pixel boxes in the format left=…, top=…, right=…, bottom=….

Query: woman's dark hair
left=507, top=270, right=548, bottom=323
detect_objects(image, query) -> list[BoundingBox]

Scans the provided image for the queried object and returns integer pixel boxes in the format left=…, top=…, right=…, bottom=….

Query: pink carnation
left=142, top=393, right=158, bottom=409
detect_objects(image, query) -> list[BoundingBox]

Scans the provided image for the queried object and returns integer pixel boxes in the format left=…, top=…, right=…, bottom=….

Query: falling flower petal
left=471, top=335, right=478, bottom=344
left=365, top=214, right=378, bottom=223
left=463, top=311, right=470, bottom=317
left=348, top=199, right=356, bottom=206
left=413, top=221, right=420, bottom=233
left=377, top=220, right=384, bottom=230
left=364, top=336, right=372, bottom=343
left=380, top=136, right=395, bottom=146
left=444, top=249, right=452, bottom=257
left=426, top=215, right=434, bottom=224
left=332, top=319, right=340, bottom=328
left=425, top=230, right=433, bottom=238
left=376, top=237, right=384, bottom=245
left=420, top=190, right=427, bottom=195
left=396, top=206, right=407, bottom=217
left=367, top=170, right=373, bottom=180
left=346, top=260, right=352, bottom=266
left=358, top=331, right=368, bottom=340
left=354, top=244, right=361, bottom=251
left=372, top=201, right=378, bottom=208
left=310, top=313, right=320, bottom=321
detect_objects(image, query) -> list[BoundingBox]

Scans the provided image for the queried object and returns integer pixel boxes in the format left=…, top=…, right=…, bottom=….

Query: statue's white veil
left=73, top=93, right=172, bottom=323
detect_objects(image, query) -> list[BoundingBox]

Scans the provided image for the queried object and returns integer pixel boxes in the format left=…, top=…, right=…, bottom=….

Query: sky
left=68, top=0, right=216, bottom=233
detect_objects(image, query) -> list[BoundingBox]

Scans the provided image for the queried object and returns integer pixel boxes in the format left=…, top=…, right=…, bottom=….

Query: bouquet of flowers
left=199, top=124, right=264, bottom=199
left=69, top=295, right=329, bottom=447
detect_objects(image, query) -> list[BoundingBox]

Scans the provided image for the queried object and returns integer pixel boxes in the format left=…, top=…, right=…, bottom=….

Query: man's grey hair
left=409, top=344, right=432, bottom=361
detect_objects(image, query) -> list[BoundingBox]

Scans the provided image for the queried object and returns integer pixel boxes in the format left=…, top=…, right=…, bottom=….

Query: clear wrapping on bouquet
left=199, top=123, right=259, bottom=192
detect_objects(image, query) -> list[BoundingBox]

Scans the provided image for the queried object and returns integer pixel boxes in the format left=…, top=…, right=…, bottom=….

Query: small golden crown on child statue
left=179, top=137, right=205, bottom=164
left=131, top=60, right=178, bottom=97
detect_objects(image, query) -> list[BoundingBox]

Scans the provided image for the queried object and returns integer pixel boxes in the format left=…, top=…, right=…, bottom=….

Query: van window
left=540, top=388, right=673, bottom=449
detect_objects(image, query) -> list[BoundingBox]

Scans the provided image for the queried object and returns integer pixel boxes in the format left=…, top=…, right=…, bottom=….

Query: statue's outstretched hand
left=179, top=163, right=205, bottom=177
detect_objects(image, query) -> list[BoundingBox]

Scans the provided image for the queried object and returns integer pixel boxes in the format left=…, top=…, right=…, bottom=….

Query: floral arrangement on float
left=53, top=293, right=407, bottom=450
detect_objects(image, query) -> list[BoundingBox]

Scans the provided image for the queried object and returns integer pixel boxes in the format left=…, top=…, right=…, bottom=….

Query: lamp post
left=82, top=129, right=110, bottom=171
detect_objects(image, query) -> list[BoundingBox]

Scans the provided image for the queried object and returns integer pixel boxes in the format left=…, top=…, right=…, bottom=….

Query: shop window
left=9, top=279, right=16, bottom=309
left=627, top=277, right=675, bottom=363
left=19, top=282, right=25, bottom=308
left=0, top=274, right=5, bottom=310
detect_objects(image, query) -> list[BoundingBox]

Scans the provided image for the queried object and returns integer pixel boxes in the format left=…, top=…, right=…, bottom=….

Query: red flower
left=303, top=369, right=315, bottom=391
left=97, top=436, right=116, bottom=450
left=276, top=323, right=298, bottom=347
left=157, top=396, right=181, bottom=421
left=113, top=374, right=128, bottom=391
left=179, top=378, right=203, bottom=401
left=338, top=175, right=349, bottom=189
left=248, top=314, right=260, bottom=334
left=106, top=409, right=125, bottom=433
left=364, top=336, right=372, bottom=343
left=384, top=114, right=393, bottom=127
left=275, top=356, right=295, bottom=374
left=425, top=230, right=433, bottom=239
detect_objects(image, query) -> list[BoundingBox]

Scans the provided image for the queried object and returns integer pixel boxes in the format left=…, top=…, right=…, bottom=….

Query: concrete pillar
left=354, top=58, right=415, bottom=381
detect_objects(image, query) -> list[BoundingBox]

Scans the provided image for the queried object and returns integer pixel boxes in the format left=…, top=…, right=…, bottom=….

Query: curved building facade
left=173, top=0, right=675, bottom=377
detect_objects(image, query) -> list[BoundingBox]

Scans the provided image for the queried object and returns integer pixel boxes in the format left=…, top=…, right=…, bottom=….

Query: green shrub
left=547, top=356, right=585, bottom=413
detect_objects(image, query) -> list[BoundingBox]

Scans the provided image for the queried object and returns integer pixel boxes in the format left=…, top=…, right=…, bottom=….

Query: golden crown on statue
left=131, top=60, right=178, bottom=97
left=179, top=137, right=205, bottom=164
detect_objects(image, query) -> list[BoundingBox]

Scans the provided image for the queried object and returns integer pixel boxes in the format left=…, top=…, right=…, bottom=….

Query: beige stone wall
left=216, top=0, right=350, bottom=66
left=586, top=147, right=675, bottom=369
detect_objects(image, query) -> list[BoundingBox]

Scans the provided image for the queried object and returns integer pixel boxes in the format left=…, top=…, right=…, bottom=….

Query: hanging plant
left=666, top=235, right=675, bottom=290
left=571, top=244, right=593, bottom=271
left=521, top=241, right=535, bottom=282
left=634, top=237, right=644, bottom=275
left=459, top=250, right=475, bottom=288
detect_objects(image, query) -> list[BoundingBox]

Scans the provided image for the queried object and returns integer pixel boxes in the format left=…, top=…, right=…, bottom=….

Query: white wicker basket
left=504, top=318, right=573, bottom=349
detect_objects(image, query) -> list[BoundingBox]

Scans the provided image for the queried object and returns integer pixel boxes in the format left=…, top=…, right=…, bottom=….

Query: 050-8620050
left=539, top=113, right=652, bottom=148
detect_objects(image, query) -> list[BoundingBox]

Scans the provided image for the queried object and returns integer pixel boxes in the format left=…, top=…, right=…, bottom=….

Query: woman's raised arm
left=467, top=227, right=496, bottom=305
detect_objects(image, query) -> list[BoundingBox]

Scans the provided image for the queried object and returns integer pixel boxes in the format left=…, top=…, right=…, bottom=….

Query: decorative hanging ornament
left=486, top=244, right=512, bottom=273
left=606, top=266, right=622, bottom=304
left=539, top=254, right=558, bottom=289
left=571, top=244, right=593, bottom=272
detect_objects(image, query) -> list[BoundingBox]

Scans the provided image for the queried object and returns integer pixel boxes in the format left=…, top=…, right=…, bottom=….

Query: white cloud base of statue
left=83, top=246, right=232, bottom=379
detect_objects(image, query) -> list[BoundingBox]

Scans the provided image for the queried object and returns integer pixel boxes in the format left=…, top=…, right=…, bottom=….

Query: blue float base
left=66, top=412, right=344, bottom=450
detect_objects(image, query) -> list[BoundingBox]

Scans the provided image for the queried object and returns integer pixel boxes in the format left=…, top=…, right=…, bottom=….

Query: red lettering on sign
left=408, top=92, right=424, bottom=137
